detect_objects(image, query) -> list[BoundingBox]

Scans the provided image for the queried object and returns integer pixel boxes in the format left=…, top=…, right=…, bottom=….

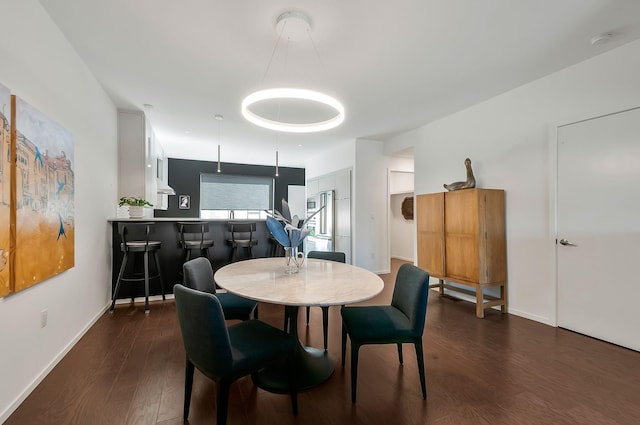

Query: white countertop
left=108, top=217, right=266, bottom=222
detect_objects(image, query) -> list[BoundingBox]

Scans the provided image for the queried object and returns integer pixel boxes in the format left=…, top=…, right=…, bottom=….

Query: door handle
left=559, top=238, right=577, bottom=246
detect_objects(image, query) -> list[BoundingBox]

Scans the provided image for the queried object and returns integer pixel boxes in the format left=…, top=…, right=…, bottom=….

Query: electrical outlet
left=41, top=309, right=48, bottom=328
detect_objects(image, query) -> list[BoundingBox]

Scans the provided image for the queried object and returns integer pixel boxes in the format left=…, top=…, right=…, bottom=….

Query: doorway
left=388, top=170, right=415, bottom=264
left=556, top=107, right=640, bottom=351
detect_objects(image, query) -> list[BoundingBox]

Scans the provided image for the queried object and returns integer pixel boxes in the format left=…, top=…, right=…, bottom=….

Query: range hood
left=157, top=181, right=176, bottom=195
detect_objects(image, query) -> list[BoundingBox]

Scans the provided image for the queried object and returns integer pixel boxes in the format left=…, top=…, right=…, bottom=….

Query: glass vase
left=284, top=247, right=305, bottom=274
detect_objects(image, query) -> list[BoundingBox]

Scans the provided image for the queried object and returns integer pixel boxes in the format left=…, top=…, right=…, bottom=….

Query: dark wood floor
left=7, top=259, right=640, bottom=425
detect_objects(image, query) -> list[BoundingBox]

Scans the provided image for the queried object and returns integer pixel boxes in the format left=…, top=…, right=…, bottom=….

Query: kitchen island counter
left=109, top=218, right=273, bottom=301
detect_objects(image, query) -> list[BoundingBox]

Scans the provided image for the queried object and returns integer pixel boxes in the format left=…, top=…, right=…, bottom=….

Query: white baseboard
left=507, top=308, right=555, bottom=327
left=431, top=288, right=556, bottom=327
left=114, top=293, right=174, bottom=305
left=0, top=304, right=109, bottom=424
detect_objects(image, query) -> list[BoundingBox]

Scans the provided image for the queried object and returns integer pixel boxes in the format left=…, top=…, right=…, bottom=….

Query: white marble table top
left=214, top=257, right=384, bottom=307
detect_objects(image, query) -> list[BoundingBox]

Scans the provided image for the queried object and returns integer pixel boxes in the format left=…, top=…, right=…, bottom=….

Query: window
left=200, top=173, right=274, bottom=219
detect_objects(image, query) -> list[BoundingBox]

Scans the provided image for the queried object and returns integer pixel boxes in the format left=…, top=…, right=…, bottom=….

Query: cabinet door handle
left=559, top=238, right=577, bottom=246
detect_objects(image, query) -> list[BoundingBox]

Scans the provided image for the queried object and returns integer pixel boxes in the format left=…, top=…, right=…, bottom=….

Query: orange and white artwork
left=13, top=96, right=74, bottom=292
left=0, top=83, right=10, bottom=297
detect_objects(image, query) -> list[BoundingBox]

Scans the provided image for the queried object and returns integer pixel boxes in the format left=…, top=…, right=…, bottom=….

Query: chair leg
left=322, top=306, right=329, bottom=350
left=154, top=251, right=165, bottom=301
left=306, top=306, right=310, bottom=325
left=415, top=341, right=426, bottom=399
left=341, top=324, right=347, bottom=367
left=110, top=253, right=128, bottom=312
left=184, top=358, right=195, bottom=420
left=397, top=343, right=403, bottom=364
left=350, top=343, right=360, bottom=403
left=253, top=304, right=259, bottom=320
left=143, top=251, right=150, bottom=313
left=215, top=380, right=231, bottom=425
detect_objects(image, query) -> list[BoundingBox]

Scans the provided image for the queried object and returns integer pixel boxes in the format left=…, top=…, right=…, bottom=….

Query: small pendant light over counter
left=215, top=114, right=223, bottom=173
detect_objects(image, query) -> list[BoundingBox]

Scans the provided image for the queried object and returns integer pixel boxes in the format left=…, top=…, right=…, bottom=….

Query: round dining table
left=214, top=257, right=384, bottom=393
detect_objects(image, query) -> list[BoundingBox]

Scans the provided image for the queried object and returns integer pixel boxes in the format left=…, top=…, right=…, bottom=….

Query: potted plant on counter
left=119, top=197, right=153, bottom=219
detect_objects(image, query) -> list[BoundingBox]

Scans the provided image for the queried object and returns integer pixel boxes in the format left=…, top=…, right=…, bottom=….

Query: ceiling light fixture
left=590, top=32, right=613, bottom=45
left=241, top=10, right=345, bottom=133
left=215, top=114, right=223, bottom=173
left=242, top=88, right=344, bottom=133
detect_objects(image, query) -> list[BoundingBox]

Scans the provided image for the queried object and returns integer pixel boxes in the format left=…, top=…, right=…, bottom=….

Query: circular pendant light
left=242, top=88, right=344, bottom=133
left=241, top=11, right=345, bottom=133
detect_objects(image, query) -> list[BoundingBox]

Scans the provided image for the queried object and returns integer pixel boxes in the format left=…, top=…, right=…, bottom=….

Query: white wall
left=0, top=1, right=118, bottom=421
left=351, top=140, right=415, bottom=273
left=353, top=140, right=388, bottom=272
left=305, top=140, right=355, bottom=180
left=387, top=38, right=640, bottom=325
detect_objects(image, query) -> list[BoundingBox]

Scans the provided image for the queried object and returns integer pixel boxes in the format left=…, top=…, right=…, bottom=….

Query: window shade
left=200, top=174, right=274, bottom=210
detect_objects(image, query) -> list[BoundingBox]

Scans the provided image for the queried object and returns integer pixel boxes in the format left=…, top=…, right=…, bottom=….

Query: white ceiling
left=40, top=0, right=640, bottom=168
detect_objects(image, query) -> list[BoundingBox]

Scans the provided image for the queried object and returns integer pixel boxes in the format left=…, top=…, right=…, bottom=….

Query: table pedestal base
left=253, top=305, right=334, bottom=393
left=254, top=344, right=334, bottom=393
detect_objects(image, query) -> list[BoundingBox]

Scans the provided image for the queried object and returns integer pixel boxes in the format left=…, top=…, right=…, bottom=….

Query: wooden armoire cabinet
left=417, top=189, right=507, bottom=318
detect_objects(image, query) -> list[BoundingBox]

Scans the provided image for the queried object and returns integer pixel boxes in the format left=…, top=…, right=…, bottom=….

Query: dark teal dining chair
left=173, top=284, right=298, bottom=424
left=183, top=257, right=258, bottom=321
left=341, top=263, right=430, bottom=403
left=304, top=250, right=346, bottom=350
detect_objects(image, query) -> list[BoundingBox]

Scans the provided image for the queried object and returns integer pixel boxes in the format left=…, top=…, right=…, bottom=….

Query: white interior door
left=557, top=107, right=640, bottom=351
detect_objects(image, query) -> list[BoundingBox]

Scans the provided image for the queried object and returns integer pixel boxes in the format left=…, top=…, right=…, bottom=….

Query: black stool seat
left=111, top=222, right=165, bottom=314
left=181, top=239, right=214, bottom=249
left=120, top=241, right=162, bottom=251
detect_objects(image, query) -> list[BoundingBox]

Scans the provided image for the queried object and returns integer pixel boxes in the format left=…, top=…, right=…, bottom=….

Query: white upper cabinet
left=318, top=174, right=335, bottom=192
left=389, top=170, right=414, bottom=195
left=334, top=169, right=351, bottom=200
left=117, top=109, right=166, bottom=211
left=307, top=179, right=319, bottom=198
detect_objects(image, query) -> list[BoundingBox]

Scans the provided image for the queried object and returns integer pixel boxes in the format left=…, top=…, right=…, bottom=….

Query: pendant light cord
left=216, top=114, right=222, bottom=173
left=261, top=20, right=287, bottom=83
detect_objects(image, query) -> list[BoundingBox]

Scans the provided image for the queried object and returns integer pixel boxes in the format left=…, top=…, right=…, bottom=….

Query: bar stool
left=227, top=222, right=258, bottom=262
left=269, top=234, right=285, bottom=257
left=110, top=222, right=165, bottom=314
left=178, top=221, right=214, bottom=263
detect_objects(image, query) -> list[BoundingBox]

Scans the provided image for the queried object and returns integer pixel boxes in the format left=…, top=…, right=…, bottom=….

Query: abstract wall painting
left=0, top=83, right=11, bottom=297
left=0, top=82, right=75, bottom=298
left=13, top=96, right=74, bottom=292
